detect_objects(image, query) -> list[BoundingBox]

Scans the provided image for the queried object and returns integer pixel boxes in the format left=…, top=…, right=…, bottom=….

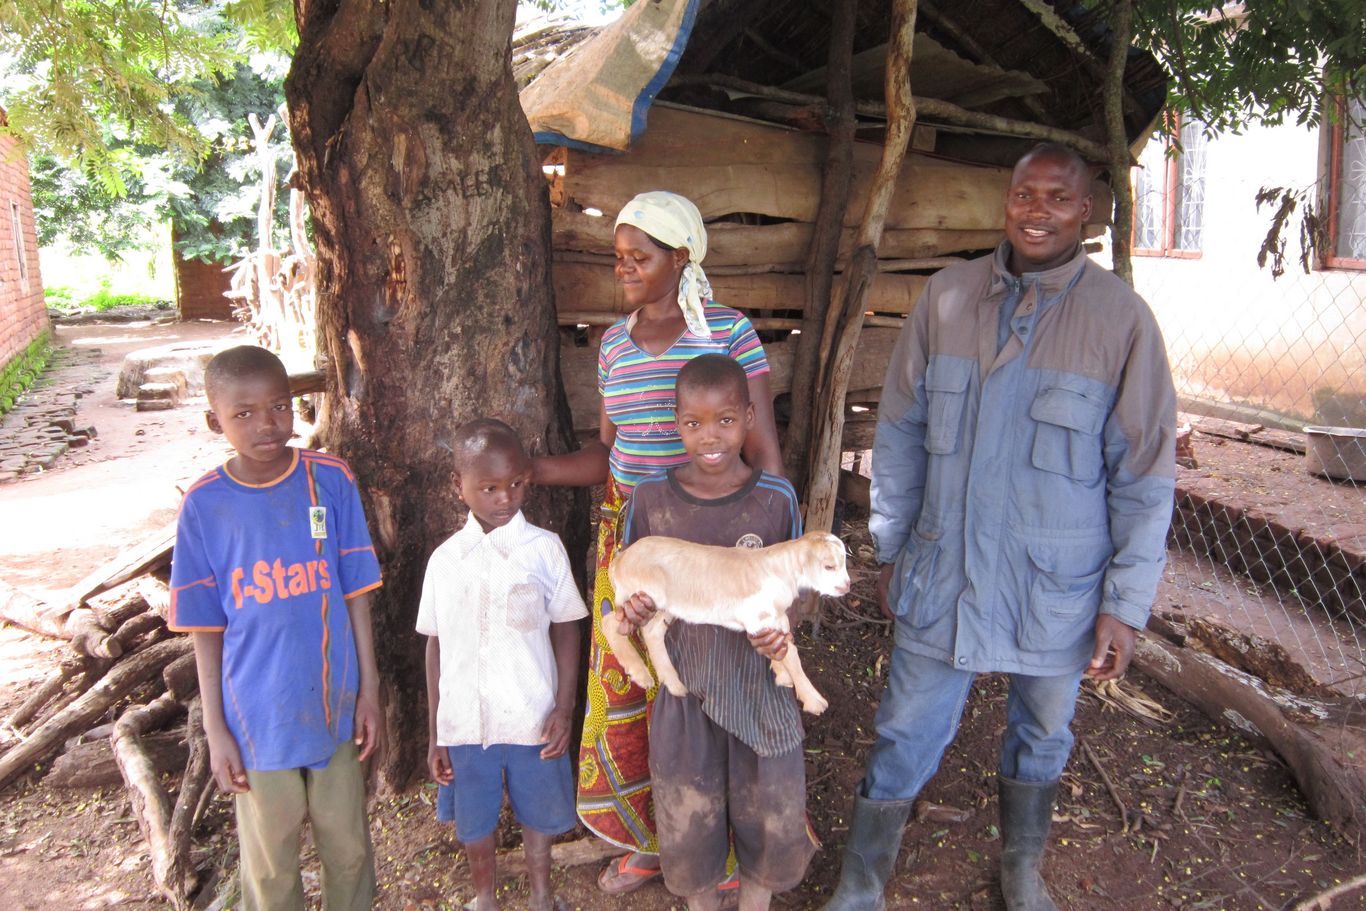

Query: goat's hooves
left=801, top=696, right=830, bottom=715
left=626, top=670, right=656, bottom=690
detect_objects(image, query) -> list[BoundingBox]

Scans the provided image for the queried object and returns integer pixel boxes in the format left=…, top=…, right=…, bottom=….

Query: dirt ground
left=0, top=319, right=1361, bottom=911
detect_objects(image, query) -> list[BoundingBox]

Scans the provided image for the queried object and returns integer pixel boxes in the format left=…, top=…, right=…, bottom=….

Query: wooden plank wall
left=549, top=105, right=1101, bottom=447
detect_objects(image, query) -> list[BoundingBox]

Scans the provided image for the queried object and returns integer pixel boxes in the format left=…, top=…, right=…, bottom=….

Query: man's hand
left=427, top=741, right=453, bottom=785
left=1087, top=614, right=1139, bottom=681
left=353, top=689, right=382, bottom=762
left=876, top=563, right=896, bottom=622
left=748, top=628, right=791, bottom=660
left=614, top=591, right=657, bottom=635
left=540, top=704, right=574, bottom=760
left=206, top=728, right=250, bottom=794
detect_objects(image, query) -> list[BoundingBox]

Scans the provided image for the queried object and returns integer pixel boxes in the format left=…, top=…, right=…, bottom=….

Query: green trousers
left=234, top=741, right=375, bottom=911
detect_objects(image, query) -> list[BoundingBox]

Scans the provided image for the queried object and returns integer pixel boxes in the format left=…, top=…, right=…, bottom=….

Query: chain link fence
left=1132, top=252, right=1366, bottom=700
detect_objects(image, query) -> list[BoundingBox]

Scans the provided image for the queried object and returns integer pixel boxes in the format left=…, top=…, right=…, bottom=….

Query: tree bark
left=804, top=0, right=920, bottom=536
left=1, top=654, right=90, bottom=733
left=1104, top=0, right=1135, bottom=287
left=48, top=729, right=189, bottom=789
left=783, top=0, right=857, bottom=491
left=286, top=0, right=583, bottom=789
left=1134, top=635, right=1366, bottom=841
left=113, top=694, right=197, bottom=908
left=0, top=579, right=70, bottom=639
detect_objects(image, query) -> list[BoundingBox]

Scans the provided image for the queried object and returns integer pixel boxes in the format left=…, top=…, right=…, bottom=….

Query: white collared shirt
left=415, top=512, right=587, bottom=747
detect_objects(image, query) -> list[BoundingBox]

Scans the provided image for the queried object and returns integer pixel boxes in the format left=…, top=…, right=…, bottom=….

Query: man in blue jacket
left=822, top=144, right=1176, bottom=911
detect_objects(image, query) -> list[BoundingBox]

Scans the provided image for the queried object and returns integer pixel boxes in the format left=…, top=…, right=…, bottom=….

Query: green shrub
left=83, top=280, right=171, bottom=311
left=44, top=285, right=78, bottom=308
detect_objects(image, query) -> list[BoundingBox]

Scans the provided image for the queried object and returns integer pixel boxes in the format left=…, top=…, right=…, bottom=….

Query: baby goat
left=606, top=531, right=850, bottom=715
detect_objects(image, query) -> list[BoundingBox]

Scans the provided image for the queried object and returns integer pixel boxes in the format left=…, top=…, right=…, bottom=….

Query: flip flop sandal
left=597, top=853, right=663, bottom=894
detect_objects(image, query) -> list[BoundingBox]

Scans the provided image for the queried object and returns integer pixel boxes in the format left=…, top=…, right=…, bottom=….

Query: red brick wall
left=174, top=251, right=236, bottom=321
left=0, top=126, right=50, bottom=369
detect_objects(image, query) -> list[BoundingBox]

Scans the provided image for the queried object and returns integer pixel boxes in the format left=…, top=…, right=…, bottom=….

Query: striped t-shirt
left=598, top=303, right=769, bottom=491
left=622, top=468, right=805, bottom=757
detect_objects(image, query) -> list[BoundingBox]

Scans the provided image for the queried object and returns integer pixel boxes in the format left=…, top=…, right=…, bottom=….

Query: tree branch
left=676, top=72, right=1113, bottom=163
left=1104, top=0, right=1135, bottom=286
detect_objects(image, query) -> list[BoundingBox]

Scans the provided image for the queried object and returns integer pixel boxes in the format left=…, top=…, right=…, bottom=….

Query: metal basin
left=1303, top=425, right=1366, bottom=482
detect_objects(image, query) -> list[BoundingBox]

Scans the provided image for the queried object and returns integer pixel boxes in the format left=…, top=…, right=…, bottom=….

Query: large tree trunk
left=286, top=0, right=582, bottom=789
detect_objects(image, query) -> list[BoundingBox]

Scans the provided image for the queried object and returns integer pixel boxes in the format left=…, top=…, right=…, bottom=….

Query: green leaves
left=0, top=0, right=301, bottom=192
left=1124, top=0, right=1366, bottom=134
left=0, top=1, right=248, bottom=177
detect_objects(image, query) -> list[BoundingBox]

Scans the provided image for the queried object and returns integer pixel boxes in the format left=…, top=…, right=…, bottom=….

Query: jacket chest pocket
left=924, top=359, right=974, bottom=455
left=1029, top=386, right=1107, bottom=481
left=505, top=580, right=546, bottom=633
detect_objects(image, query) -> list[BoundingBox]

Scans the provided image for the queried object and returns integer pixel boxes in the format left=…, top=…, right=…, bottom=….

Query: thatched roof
left=516, top=0, right=1166, bottom=167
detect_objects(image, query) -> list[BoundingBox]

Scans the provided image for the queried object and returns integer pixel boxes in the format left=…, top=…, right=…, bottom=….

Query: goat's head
left=798, top=531, right=851, bottom=597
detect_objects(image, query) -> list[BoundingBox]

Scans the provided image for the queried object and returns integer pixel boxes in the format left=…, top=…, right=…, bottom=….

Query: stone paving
left=0, top=346, right=104, bottom=482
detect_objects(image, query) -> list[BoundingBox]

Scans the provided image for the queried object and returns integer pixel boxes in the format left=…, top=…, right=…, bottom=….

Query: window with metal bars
left=1133, top=116, right=1207, bottom=258
left=1325, top=95, right=1366, bottom=270
left=9, top=201, right=28, bottom=291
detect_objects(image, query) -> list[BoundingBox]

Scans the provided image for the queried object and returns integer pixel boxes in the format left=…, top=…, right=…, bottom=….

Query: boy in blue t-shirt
left=169, top=345, right=383, bottom=911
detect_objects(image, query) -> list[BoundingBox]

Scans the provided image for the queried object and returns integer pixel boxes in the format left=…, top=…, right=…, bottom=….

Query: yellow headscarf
left=615, top=191, right=713, bottom=338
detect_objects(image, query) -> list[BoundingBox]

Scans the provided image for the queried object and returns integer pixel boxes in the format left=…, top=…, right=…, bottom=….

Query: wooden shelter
left=517, top=0, right=1166, bottom=473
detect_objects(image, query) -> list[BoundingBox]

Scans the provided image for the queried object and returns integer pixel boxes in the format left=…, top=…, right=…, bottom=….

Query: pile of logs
left=0, top=528, right=210, bottom=909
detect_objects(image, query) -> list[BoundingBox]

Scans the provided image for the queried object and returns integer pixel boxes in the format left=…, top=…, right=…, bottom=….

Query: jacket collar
left=988, top=241, right=1089, bottom=298
left=451, top=510, right=529, bottom=561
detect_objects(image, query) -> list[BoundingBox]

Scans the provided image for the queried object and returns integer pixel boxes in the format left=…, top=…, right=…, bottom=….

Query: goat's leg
left=753, top=613, right=795, bottom=687
left=641, top=615, right=688, bottom=698
left=770, top=654, right=794, bottom=688
left=776, top=644, right=828, bottom=715
left=601, top=603, right=656, bottom=690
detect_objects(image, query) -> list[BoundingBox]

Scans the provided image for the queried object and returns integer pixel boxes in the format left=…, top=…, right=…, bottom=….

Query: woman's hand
left=614, top=591, right=658, bottom=635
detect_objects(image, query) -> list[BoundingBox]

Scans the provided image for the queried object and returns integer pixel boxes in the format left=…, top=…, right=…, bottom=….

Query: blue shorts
left=435, top=744, right=576, bottom=843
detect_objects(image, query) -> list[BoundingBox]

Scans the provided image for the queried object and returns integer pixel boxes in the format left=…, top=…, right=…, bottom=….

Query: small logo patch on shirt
left=309, top=507, right=327, bottom=539
left=736, top=533, right=764, bottom=549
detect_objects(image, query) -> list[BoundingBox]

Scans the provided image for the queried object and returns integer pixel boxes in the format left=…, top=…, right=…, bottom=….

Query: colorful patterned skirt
left=575, top=478, right=659, bottom=854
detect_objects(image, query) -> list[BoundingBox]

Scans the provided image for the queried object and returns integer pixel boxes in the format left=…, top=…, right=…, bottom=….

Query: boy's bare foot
left=462, top=897, right=499, bottom=911
left=527, top=896, right=569, bottom=911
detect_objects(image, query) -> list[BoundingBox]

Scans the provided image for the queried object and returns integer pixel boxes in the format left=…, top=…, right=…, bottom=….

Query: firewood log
left=0, top=638, right=191, bottom=790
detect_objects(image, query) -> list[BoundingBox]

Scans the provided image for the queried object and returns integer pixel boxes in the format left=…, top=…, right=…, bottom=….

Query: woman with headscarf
left=535, top=191, right=784, bottom=895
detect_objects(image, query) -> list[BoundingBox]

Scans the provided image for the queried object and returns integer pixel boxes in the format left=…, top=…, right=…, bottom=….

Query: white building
left=1129, top=97, right=1366, bottom=427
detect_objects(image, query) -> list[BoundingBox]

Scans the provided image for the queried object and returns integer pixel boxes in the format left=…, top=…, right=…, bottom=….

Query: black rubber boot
left=999, top=776, right=1060, bottom=911
left=819, top=790, right=914, bottom=911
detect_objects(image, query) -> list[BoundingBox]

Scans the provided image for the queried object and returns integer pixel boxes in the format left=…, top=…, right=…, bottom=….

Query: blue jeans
left=863, top=645, right=1084, bottom=801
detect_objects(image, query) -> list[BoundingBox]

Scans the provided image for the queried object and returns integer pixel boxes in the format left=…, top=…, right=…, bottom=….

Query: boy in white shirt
left=417, top=418, right=586, bottom=911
